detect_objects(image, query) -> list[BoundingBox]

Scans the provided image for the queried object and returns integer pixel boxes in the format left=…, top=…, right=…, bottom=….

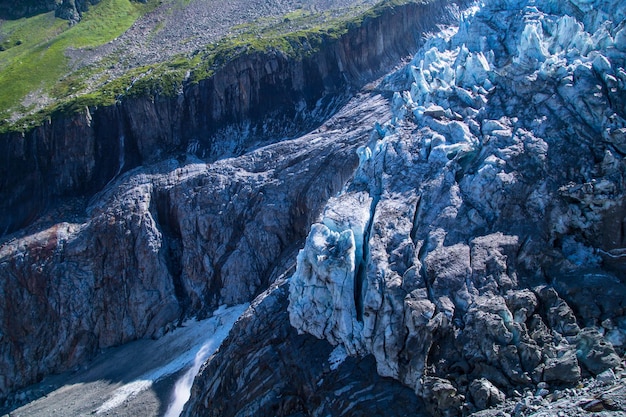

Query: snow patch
left=328, top=345, right=348, bottom=371
left=163, top=304, right=248, bottom=417
left=95, top=304, right=248, bottom=415
left=96, top=380, right=153, bottom=414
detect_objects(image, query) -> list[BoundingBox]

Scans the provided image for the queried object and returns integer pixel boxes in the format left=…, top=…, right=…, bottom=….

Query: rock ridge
left=0, top=90, right=390, bottom=403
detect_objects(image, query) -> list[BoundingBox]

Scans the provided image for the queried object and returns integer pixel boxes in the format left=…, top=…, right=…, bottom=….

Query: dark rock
left=54, top=0, right=99, bottom=23
left=541, top=349, right=581, bottom=384
left=55, top=0, right=81, bottom=23
left=553, top=270, right=626, bottom=328
left=0, top=0, right=56, bottom=19
left=535, top=286, right=580, bottom=337
left=420, top=377, right=464, bottom=417
left=576, top=328, right=622, bottom=375
left=582, top=398, right=606, bottom=412
left=182, top=280, right=426, bottom=417
left=469, top=378, right=506, bottom=410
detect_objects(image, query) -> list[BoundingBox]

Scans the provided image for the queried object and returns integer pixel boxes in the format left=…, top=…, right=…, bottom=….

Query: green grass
left=0, top=0, right=156, bottom=123
left=0, top=0, right=421, bottom=133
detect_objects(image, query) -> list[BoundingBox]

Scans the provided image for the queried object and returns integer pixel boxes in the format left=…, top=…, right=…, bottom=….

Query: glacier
left=288, top=0, right=626, bottom=414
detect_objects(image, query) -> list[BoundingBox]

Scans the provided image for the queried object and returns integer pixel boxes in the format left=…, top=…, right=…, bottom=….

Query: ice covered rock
left=289, top=0, right=626, bottom=414
left=456, top=49, right=493, bottom=89
left=287, top=222, right=363, bottom=354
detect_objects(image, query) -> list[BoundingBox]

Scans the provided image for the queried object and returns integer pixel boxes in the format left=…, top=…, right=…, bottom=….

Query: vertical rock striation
left=183, top=279, right=427, bottom=417
left=0, top=0, right=465, bottom=237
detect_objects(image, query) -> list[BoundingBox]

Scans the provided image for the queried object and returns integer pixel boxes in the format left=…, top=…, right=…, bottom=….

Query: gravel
left=470, top=365, right=626, bottom=417
left=66, top=0, right=378, bottom=87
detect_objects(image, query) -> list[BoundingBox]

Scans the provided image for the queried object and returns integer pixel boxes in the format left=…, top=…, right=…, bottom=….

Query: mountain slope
left=0, top=0, right=435, bottom=237
left=1, top=0, right=625, bottom=415
left=0, top=0, right=380, bottom=127
left=0, top=0, right=467, bottom=412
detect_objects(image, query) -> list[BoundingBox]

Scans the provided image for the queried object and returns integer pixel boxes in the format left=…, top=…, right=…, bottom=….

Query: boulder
left=469, top=378, right=506, bottom=409
left=576, top=328, right=622, bottom=375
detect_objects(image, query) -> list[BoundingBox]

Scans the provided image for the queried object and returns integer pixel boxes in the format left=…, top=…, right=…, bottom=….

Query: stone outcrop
left=182, top=279, right=426, bottom=417
left=55, top=0, right=101, bottom=23
left=0, top=0, right=101, bottom=22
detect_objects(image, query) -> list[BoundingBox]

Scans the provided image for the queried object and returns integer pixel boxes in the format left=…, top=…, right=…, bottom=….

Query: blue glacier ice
left=289, top=0, right=626, bottom=413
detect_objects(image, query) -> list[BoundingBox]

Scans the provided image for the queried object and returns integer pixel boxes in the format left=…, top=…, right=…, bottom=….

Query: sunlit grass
left=0, top=0, right=421, bottom=133
left=0, top=0, right=156, bottom=120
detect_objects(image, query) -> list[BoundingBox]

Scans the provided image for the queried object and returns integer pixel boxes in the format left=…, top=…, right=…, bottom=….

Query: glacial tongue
left=286, top=0, right=626, bottom=415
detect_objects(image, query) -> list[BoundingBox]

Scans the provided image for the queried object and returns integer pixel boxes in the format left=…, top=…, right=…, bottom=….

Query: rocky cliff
left=0, top=0, right=472, bottom=403
left=0, top=0, right=455, bottom=237
left=0, top=102, right=364, bottom=400
left=185, top=279, right=427, bottom=417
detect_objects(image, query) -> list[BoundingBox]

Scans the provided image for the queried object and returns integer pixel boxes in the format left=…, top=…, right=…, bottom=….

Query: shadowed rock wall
left=0, top=0, right=465, bottom=236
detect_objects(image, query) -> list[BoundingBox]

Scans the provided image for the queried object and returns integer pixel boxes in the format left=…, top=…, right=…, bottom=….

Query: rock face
left=183, top=279, right=426, bottom=417
left=0, top=89, right=389, bottom=402
left=285, top=0, right=626, bottom=415
left=0, top=0, right=462, bottom=237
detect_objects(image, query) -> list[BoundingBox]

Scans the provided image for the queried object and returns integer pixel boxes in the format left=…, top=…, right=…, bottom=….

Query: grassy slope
left=0, top=0, right=155, bottom=123
left=0, top=0, right=419, bottom=133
